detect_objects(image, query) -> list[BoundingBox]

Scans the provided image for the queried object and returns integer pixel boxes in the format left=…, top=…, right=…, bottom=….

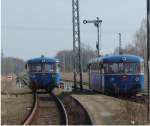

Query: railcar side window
left=140, top=62, right=144, bottom=73
left=104, top=64, right=108, bottom=73
left=26, top=64, right=29, bottom=72
left=55, top=63, right=60, bottom=72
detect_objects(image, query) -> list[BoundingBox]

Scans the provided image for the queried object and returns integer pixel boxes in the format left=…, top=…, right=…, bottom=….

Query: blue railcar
left=88, top=54, right=144, bottom=95
left=26, top=55, right=61, bottom=90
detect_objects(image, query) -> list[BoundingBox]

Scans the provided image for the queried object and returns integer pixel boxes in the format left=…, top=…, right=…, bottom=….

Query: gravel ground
left=2, top=94, right=33, bottom=125
left=1, top=77, right=34, bottom=125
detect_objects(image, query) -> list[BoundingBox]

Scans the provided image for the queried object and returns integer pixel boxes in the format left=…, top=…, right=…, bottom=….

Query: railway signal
left=119, top=33, right=122, bottom=55
left=83, top=17, right=102, bottom=57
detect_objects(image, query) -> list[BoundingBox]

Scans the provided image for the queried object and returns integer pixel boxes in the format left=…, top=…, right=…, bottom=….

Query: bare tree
left=55, top=43, right=96, bottom=72
left=114, top=19, right=147, bottom=57
left=1, top=57, right=25, bottom=75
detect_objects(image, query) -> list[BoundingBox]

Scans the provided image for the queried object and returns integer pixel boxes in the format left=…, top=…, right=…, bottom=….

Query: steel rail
left=51, top=92, right=68, bottom=125
left=23, top=93, right=38, bottom=125
left=23, top=92, right=68, bottom=125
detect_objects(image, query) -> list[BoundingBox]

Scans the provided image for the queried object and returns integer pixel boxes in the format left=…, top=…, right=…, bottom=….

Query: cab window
left=124, top=63, right=140, bottom=73
left=29, top=64, right=41, bottom=72
left=45, top=64, right=54, bottom=72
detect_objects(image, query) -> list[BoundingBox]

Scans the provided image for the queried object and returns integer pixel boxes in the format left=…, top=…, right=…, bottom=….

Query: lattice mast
left=72, top=0, right=83, bottom=90
left=147, top=0, right=150, bottom=123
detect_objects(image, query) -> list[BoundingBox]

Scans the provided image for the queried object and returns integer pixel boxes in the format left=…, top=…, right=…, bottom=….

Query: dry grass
left=124, top=99, right=148, bottom=124
left=2, top=94, right=33, bottom=125
left=61, top=72, right=89, bottom=83
left=1, top=78, right=33, bottom=125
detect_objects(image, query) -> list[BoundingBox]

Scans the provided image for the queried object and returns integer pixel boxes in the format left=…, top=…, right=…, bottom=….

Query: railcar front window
left=99, top=62, right=141, bottom=74
left=29, top=64, right=41, bottom=72
left=108, top=63, right=119, bottom=73
left=118, top=63, right=124, bottom=73
left=45, top=64, right=54, bottom=72
left=36, top=65, right=41, bottom=72
left=124, top=63, right=140, bottom=73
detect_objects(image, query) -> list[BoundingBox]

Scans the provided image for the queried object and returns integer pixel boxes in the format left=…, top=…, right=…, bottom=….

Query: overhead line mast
left=72, top=0, right=83, bottom=90
left=147, top=0, right=150, bottom=124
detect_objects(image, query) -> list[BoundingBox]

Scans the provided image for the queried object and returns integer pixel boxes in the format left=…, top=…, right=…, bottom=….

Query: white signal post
left=83, top=17, right=102, bottom=57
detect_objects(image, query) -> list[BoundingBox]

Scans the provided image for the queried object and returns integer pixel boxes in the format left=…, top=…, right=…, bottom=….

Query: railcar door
left=90, top=63, right=99, bottom=90
left=100, top=64, right=105, bottom=93
left=98, top=64, right=102, bottom=91
left=94, top=63, right=101, bottom=91
left=90, top=64, right=95, bottom=90
left=98, top=64, right=105, bottom=93
left=88, top=64, right=91, bottom=89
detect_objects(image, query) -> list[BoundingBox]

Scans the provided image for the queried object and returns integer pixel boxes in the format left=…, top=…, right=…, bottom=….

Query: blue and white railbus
left=26, top=55, right=61, bottom=91
left=88, top=55, right=144, bottom=95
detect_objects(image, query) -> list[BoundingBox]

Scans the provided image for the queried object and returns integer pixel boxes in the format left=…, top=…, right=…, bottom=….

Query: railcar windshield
left=45, top=63, right=60, bottom=72
left=103, top=62, right=143, bottom=74
left=28, top=63, right=60, bottom=73
left=124, top=63, right=140, bottom=73
left=45, top=64, right=55, bottom=72
left=29, top=64, right=42, bottom=72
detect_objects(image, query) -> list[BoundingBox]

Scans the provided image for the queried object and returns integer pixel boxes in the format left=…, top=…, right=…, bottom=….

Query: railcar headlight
left=135, top=77, right=140, bottom=82
left=110, top=77, right=115, bottom=82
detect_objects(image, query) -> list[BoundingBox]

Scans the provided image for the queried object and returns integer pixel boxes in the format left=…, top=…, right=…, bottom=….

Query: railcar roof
left=89, top=54, right=143, bottom=64
left=27, top=55, right=59, bottom=64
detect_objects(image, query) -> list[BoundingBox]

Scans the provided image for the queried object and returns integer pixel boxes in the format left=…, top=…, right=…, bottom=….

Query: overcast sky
left=2, top=0, right=146, bottom=60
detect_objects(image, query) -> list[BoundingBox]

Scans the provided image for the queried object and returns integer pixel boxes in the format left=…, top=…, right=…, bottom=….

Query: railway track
left=23, top=91, right=68, bottom=125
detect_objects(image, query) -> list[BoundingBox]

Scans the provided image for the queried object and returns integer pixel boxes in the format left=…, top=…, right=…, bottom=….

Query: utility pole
left=119, top=33, right=122, bottom=54
left=63, top=55, right=66, bottom=72
left=147, top=0, right=150, bottom=124
left=1, top=49, right=4, bottom=75
left=83, top=17, right=102, bottom=57
left=72, top=0, right=83, bottom=90
left=1, top=49, right=4, bottom=60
